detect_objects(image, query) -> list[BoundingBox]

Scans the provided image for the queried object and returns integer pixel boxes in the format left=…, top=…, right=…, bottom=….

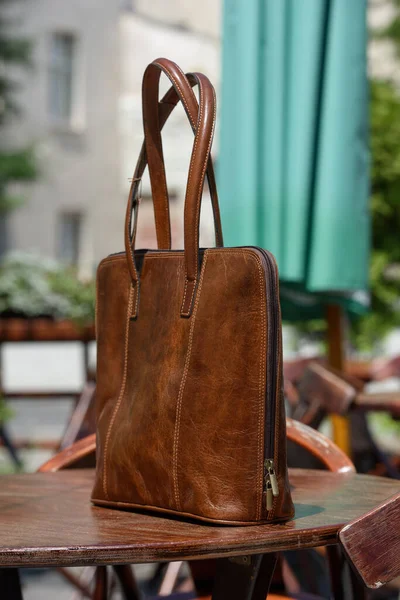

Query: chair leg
left=0, top=424, right=23, bottom=469
left=158, top=561, right=184, bottom=595
left=0, top=568, right=23, bottom=600
left=93, top=566, right=108, bottom=600
left=56, top=567, right=93, bottom=598
left=112, top=564, right=140, bottom=600
left=212, top=553, right=278, bottom=600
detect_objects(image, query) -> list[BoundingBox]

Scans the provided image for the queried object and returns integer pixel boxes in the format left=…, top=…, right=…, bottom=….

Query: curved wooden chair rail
left=39, top=420, right=354, bottom=475
left=38, top=433, right=97, bottom=472
left=286, top=418, right=354, bottom=474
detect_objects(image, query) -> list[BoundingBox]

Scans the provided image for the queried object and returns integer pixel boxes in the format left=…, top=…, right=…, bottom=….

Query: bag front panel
left=175, top=249, right=266, bottom=522
left=92, top=248, right=268, bottom=523
left=93, top=251, right=190, bottom=510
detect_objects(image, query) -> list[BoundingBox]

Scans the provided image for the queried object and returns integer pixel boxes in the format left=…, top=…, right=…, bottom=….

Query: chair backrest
left=39, top=421, right=354, bottom=474
left=59, top=380, right=96, bottom=450
left=339, top=490, right=400, bottom=589
left=294, top=363, right=361, bottom=428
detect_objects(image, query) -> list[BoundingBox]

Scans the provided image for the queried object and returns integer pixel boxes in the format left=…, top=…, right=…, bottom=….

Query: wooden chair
left=292, top=362, right=400, bottom=479
left=59, top=379, right=97, bottom=451
left=339, top=490, right=400, bottom=590
left=38, top=419, right=354, bottom=600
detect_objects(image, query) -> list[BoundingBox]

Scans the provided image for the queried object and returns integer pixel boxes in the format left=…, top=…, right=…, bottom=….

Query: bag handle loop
left=129, top=59, right=223, bottom=251
left=124, top=59, right=217, bottom=319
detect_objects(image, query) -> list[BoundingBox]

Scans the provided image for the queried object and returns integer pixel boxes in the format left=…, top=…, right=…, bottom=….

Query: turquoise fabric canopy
left=218, top=0, right=370, bottom=320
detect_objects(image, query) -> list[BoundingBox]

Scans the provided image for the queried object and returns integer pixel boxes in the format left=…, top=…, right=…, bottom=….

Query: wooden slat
left=340, top=491, right=400, bottom=589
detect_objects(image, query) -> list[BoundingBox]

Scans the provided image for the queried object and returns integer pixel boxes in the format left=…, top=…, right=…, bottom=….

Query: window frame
left=47, top=31, right=86, bottom=132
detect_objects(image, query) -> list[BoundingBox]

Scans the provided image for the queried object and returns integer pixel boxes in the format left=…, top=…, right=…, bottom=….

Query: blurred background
left=1, top=0, right=400, bottom=597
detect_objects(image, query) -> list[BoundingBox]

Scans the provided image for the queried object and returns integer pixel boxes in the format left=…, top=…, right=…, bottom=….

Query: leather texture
left=92, top=58, right=294, bottom=525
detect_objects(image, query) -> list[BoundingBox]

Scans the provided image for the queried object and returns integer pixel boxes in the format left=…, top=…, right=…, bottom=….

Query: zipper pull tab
left=265, top=478, right=273, bottom=510
left=264, top=459, right=279, bottom=510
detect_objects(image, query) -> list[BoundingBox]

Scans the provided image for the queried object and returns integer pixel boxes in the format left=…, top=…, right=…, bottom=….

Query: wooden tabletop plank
left=0, top=469, right=399, bottom=568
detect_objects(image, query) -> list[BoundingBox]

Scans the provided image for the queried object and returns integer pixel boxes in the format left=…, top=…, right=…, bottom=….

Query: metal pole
left=326, top=304, right=351, bottom=455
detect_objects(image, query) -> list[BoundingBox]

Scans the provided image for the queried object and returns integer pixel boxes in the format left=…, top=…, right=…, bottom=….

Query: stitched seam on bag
left=131, top=281, right=139, bottom=318
left=270, top=259, right=281, bottom=520
left=184, top=81, right=216, bottom=280
left=180, top=277, right=197, bottom=316
left=145, top=82, right=170, bottom=248
left=185, top=82, right=204, bottom=279
left=153, top=59, right=196, bottom=246
left=174, top=63, right=222, bottom=248
left=126, top=189, right=139, bottom=281
left=194, top=85, right=216, bottom=276
left=173, top=251, right=209, bottom=511
left=180, top=82, right=215, bottom=314
left=208, top=249, right=265, bottom=520
left=181, top=278, right=189, bottom=310
left=102, top=285, right=134, bottom=500
left=176, top=66, right=221, bottom=249
left=92, top=497, right=273, bottom=525
left=255, top=256, right=266, bottom=520
left=154, top=62, right=195, bottom=125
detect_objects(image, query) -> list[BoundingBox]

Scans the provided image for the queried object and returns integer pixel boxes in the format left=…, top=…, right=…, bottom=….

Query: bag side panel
left=92, top=257, right=132, bottom=500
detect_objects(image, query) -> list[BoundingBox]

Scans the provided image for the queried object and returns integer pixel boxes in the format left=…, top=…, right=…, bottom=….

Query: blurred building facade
left=3, top=0, right=220, bottom=274
left=3, top=0, right=397, bottom=275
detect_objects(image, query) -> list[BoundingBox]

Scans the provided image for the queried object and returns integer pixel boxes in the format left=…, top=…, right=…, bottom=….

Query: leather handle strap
left=131, top=60, right=223, bottom=249
left=124, top=59, right=216, bottom=318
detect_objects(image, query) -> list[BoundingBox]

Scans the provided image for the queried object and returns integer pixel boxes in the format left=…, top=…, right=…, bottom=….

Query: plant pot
left=0, top=318, right=29, bottom=341
left=0, top=318, right=95, bottom=342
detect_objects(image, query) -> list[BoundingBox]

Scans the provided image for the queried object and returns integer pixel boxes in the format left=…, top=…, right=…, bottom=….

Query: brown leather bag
left=91, top=58, right=294, bottom=525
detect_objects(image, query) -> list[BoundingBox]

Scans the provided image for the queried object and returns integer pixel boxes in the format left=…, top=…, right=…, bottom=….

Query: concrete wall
left=3, top=0, right=222, bottom=266
left=3, top=0, right=121, bottom=272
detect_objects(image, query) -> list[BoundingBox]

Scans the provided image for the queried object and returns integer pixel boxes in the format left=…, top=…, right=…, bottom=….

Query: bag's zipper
left=106, top=246, right=281, bottom=514
left=248, top=248, right=280, bottom=515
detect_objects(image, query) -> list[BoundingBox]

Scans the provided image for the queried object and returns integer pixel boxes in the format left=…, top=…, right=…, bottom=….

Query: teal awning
left=218, top=0, right=370, bottom=320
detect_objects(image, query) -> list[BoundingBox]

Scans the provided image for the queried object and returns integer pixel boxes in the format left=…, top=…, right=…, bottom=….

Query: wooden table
left=1, top=468, right=400, bottom=599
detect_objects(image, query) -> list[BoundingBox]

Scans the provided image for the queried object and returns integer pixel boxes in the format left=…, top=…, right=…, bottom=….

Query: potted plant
left=0, top=252, right=95, bottom=341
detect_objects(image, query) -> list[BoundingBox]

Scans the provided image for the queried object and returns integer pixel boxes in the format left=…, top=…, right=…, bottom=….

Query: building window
left=48, top=33, right=76, bottom=121
left=58, top=213, right=81, bottom=265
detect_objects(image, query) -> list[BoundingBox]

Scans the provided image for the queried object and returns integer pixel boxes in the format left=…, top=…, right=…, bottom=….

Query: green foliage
left=0, top=396, right=13, bottom=423
left=349, top=39, right=400, bottom=349
left=368, top=411, right=400, bottom=436
left=377, top=0, right=400, bottom=58
left=0, top=252, right=95, bottom=324
left=0, top=0, right=36, bottom=213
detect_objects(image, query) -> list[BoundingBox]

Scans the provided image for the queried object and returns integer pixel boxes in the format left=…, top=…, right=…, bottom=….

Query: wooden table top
left=0, top=469, right=399, bottom=569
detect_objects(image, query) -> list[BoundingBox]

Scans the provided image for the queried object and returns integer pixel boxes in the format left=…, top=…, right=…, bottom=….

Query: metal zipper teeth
left=246, top=247, right=280, bottom=514
left=255, top=248, right=279, bottom=461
